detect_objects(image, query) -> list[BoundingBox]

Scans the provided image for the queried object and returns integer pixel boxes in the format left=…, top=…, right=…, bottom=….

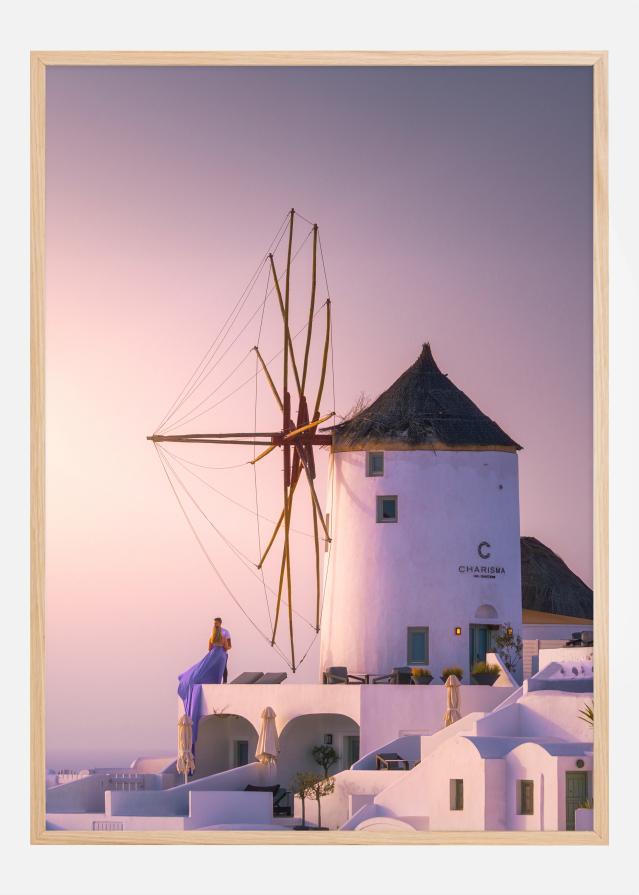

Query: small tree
left=305, top=774, right=335, bottom=829
left=311, top=744, right=339, bottom=777
left=291, top=772, right=318, bottom=829
left=494, top=623, right=523, bottom=674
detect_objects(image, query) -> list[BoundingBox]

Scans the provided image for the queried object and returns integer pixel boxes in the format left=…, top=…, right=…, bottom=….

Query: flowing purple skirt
left=178, top=645, right=227, bottom=746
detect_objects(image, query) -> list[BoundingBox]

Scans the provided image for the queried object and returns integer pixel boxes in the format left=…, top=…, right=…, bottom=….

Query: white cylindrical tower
left=320, top=343, right=523, bottom=682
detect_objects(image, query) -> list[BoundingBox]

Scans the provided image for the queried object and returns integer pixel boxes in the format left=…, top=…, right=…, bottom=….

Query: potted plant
left=311, top=744, right=339, bottom=777
left=494, top=623, right=523, bottom=674
left=440, top=666, right=463, bottom=683
left=471, top=661, right=501, bottom=685
left=410, top=667, right=433, bottom=685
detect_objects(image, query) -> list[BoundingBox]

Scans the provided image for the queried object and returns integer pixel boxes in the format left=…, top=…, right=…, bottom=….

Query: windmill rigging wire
left=155, top=211, right=290, bottom=433
left=154, top=443, right=292, bottom=663
left=159, top=223, right=314, bottom=435
left=158, top=446, right=314, bottom=538
left=162, top=298, right=329, bottom=433
left=158, top=447, right=316, bottom=632
left=254, top=267, right=274, bottom=636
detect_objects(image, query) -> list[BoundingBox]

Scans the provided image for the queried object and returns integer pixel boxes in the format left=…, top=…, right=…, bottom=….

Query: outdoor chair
left=244, top=783, right=292, bottom=816
left=323, top=666, right=367, bottom=684
left=256, top=672, right=288, bottom=684
left=375, top=752, right=411, bottom=771
left=229, top=672, right=264, bottom=684
left=392, top=666, right=414, bottom=684
left=371, top=672, right=394, bottom=684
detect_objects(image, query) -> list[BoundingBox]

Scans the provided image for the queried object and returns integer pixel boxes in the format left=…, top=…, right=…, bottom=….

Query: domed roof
left=330, top=343, right=521, bottom=451
left=521, top=536, right=593, bottom=619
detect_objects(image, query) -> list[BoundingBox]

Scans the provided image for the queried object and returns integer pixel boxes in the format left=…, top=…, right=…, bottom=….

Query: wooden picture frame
left=31, top=50, right=608, bottom=845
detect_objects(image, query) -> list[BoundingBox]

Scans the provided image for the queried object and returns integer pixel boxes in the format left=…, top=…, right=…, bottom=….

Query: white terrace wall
left=516, top=690, right=594, bottom=742
left=297, top=769, right=399, bottom=830
left=359, top=684, right=510, bottom=755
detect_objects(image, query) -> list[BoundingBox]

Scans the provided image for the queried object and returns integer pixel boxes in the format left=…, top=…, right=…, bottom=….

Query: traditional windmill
left=148, top=210, right=334, bottom=672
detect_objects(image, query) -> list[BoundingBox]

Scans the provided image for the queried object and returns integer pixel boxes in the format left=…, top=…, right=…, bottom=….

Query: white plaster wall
left=484, top=759, right=507, bottom=829
left=185, top=791, right=272, bottom=828
left=411, top=737, right=486, bottom=830
left=359, top=683, right=511, bottom=756
left=517, top=691, right=594, bottom=741
left=297, top=769, right=398, bottom=830
left=197, top=683, right=361, bottom=735
left=505, top=744, right=557, bottom=831
left=193, top=683, right=511, bottom=766
left=321, top=449, right=522, bottom=680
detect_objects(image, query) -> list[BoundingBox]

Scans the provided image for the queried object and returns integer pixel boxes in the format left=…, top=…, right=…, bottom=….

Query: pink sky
left=45, top=66, right=592, bottom=766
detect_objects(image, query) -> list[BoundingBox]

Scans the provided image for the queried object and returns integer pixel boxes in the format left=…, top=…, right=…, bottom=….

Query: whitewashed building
left=321, top=343, right=523, bottom=682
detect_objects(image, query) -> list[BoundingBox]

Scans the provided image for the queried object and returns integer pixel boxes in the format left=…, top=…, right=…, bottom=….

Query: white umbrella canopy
left=444, top=674, right=462, bottom=727
left=176, top=713, right=196, bottom=784
left=256, top=706, right=280, bottom=767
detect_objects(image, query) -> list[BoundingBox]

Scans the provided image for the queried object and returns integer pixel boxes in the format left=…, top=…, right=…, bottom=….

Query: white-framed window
left=366, top=451, right=384, bottom=477
left=450, top=779, right=464, bottom=811
left=517, top=779, right=534, bottom=815
left=407, top=627, right=429, bottom=664
left=376, top=495, right=398, bottom=523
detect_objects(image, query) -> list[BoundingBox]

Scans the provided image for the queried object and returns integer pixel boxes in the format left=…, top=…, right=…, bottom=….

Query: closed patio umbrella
left=444, top=674, right=462, bottom=727
left=256, top=706, right=280, bottom=767
left=176, top=713, right=196, bottom=784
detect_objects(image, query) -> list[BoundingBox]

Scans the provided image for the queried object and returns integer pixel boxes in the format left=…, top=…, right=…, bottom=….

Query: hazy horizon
left=45, top=65, right=593, bottom=766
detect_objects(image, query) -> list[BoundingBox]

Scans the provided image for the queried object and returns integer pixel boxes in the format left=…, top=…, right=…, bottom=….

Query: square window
left=407, top=627, right=429, bottom=664
left=366, top=452, right=384, bottom=477
left=517, top=780, right=534, bottom=815
left=450, top=779, right=464, bottom=811
left=376, top=495, right=398, bottom=522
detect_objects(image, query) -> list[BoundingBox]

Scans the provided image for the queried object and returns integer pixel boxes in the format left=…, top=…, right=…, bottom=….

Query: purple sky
left=45, top=66, right=592, bottom=766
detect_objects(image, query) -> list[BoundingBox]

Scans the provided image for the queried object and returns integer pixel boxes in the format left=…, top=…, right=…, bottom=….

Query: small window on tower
left=376, top=495, right=398, bottom=523
left=366, top=451, right=384, bottom=477
left=407, top=627, right=429, bottom=664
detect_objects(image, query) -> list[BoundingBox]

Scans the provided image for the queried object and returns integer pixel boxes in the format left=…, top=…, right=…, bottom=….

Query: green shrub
left=441, top=666, right=463, bottom=682
left=471, top=661, right=501, bottom=675
left=410, top=667, right=432, bottom=678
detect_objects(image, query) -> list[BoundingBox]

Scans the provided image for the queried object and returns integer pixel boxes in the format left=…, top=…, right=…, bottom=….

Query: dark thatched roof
left=521, top=536, right=593, bottom=619
left=329, top=343, right=521, bottom=450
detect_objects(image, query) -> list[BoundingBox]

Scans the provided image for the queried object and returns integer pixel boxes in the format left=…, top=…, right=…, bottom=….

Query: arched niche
left=278, top=713, right=360, bottom=782
left=475, top=603, right=499, bottom=620
left=194, top=714, right=259, bottom=779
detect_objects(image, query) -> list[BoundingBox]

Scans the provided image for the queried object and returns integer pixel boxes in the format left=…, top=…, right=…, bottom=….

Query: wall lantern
left=506, top=627, right=513, bottom=637
left=324, top=734, right=333, bottom=745
left=454, top=626, right=462, bottom=636
left=576, top=759, right=585, bottom=768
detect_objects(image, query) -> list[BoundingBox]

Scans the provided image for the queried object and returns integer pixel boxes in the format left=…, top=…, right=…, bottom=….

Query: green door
left=469, top=625, right=497, bottom=667
left=565, top=771, right=588, bottom=830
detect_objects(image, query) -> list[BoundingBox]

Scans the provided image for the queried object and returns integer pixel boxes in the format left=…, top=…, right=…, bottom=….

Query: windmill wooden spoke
left=313, top=298, right=331, bottom=419
left=253, top=346, right=283, bottom=411
left=257, top=465, right=303, bottom=569
left=301, top=224, right=318, bottom=393
left=312, top=502, right=321, bottom=632
left=269, top=253, right=302, bottom=397
left=150, top=209, right=333, bottom=673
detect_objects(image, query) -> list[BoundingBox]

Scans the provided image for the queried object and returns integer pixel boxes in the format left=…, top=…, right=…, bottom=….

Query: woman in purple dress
left=177, top=622, right=228, bottom=746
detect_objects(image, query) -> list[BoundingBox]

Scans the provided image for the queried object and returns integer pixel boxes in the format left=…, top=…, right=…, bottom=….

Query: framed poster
left=31, top=51, right=608, bottom=844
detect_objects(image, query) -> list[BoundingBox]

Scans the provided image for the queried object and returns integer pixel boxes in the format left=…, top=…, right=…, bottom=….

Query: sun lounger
left=256, top=672, right=288, bottom=684
left=244, top=783, right=292, bottom=816
left=376, top=752, right=411, bottom=770
left=230, top=672, right=264, bottom=684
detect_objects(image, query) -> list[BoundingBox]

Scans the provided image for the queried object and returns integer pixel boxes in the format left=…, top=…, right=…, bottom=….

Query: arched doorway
left=193, top=714, right=259, bottom=779
left=277, top=713, right=360, bottom=784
